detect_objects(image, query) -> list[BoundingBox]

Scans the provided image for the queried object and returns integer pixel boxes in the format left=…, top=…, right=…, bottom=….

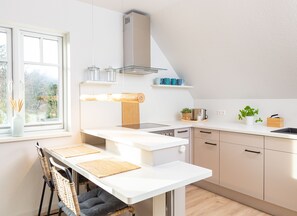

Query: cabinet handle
left=245, top=149, right=261, bottom=154
left=177, top=130, right=188, bottom=133
left=200, top=131, right=211, bottom=134
left=204, top=142, right=217, bottom=146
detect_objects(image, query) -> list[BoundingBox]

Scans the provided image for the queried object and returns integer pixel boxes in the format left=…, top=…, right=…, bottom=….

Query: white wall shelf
left=80, top=81, right=118, bottom=86
left=151, top=84, right=193, bottom=89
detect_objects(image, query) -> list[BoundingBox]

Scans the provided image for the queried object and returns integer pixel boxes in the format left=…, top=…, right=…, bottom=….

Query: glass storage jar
left=86, top=66, right=100, bottom=81
left=106, top=67, right=116, bottom=82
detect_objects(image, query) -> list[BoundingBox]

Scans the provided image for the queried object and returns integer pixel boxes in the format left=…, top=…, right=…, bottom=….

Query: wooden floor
left=50, top=185, right=270, bottom=216
left=186, top=185, right=270, bottom=216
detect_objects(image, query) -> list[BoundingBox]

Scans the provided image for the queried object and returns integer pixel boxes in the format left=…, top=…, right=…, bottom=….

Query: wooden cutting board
left=122, top=102, right=140, bottom=125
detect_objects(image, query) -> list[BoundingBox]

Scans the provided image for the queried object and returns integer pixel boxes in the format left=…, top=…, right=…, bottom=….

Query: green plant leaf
left=181, top=108, right=191, bottom=113
left=238, top=105, right=261, bottom=121
left=255, top=117, right=263, bottom=123
left=238, top=114, right=243, bottom=120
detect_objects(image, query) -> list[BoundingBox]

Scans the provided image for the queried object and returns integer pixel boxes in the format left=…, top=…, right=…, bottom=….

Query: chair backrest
left=35, top=142, right=52, bottom=181
left=49, top=157, right=80, bottom=215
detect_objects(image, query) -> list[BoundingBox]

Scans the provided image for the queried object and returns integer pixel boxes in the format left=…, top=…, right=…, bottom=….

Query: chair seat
left=58, top=187, right=128, bottom=216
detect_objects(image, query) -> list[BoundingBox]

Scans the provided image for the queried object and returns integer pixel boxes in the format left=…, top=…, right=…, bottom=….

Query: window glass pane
left=24, top=64, right=60, bottom=124
left=0, top=63, right=8, bottom=126
left=0, top=32, right=7, bottom=61
left=24, top=36, right=40, bottom=62
left=43, top=39, right=58, bottom=64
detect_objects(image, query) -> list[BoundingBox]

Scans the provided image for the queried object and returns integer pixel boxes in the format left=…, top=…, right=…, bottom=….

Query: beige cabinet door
left=194, top=138, right=219, bottom=184
left=220, top=142, right=263, bottom=199
left=265, top=149, right=297, bottom=212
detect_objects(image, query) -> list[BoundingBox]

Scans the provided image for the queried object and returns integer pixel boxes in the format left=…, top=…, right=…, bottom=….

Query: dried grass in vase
left=10, top=98, right=23, bottom=113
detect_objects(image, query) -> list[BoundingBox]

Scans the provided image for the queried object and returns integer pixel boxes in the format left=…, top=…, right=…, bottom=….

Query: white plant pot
left=246, top=116, right=254, bottom=126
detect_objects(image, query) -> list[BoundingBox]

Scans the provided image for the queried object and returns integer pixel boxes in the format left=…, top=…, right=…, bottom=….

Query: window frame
left=0, top=27, right=13, bottom=134
left=0, top=25, right=68, bottom=135
left=20, top=31, right=64, bottom=131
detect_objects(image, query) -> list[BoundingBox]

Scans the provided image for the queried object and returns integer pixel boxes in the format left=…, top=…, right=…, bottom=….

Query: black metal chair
left=49, top=157, right=135, bottom=216
left=35, top=142, right=56, bottom=216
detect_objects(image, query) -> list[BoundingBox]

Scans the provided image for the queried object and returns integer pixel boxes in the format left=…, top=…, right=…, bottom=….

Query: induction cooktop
left=121, top=123, right=169, bottom=129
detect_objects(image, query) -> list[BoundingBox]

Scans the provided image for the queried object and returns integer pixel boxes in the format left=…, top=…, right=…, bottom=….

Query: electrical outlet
left=217, top=110, right=226, bottom=116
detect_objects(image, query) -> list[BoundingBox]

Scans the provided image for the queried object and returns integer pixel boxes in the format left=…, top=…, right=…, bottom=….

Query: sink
left=271, top=128, right=297, bottom=135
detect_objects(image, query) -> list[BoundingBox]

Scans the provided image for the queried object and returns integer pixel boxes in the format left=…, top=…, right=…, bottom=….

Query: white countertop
left=82, top=121, right=297, bottom=153
left=82, top=127, right=188, bottom=151
left=45, top=144, right=212, bottom=204
left=153, top=120, right=297, bottom=140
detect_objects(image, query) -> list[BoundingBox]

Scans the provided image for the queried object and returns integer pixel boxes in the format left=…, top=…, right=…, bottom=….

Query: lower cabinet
left=193, top=128, right=220, bottom=184
left=265, top=137, right=297, bottom=212
left=220, top=132, right=264, bottom=200
left=193, top=128, right=297, bottom=213
left=194, top=137, right=219, bottom=184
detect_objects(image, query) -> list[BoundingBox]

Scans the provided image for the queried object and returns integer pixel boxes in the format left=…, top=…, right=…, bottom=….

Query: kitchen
left=0, top=0, right=297, bottom=216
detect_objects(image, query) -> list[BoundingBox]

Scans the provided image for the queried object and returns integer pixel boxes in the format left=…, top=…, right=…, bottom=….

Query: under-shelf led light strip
left=80, top=93, right=145, bottom=103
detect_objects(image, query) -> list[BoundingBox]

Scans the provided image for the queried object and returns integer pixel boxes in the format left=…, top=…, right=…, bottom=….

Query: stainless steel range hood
left=119, top=11, right=166, bottom=75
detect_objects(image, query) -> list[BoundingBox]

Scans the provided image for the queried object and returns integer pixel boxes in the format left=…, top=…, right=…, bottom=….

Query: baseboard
left=193, top=181, right=297, bottom=216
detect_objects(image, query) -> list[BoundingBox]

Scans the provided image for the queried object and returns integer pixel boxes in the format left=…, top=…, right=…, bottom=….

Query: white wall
left=0, top=0, right=193, bottom=215
left=151, top=0, right=297, bottom=99
left=0, top=0, right=91, bottom=214
left=80, top=37, right=193, bottom=128
left=195, top=99, right=297, bottom=127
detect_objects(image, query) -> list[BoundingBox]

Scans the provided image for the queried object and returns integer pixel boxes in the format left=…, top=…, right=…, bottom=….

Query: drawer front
left=220, top=142, right=264, bottom=199
left=194, top=128, right=219, bottom=141
left=220, top=131, right=264, bottom=148
left=194, top=138, right=220, bottom=184
left=174, top=128, right=190, bottom=138
left=265, top=136, right=297, bottom=153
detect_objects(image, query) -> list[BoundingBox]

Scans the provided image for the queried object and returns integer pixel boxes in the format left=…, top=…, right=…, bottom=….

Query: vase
left=246, top=116, right=254, bottom=126
left=11, top=113, right=24, bottom=137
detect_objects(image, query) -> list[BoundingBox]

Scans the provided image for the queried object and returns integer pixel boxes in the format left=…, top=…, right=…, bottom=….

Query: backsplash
left=194, top=99, right=297, bottom=127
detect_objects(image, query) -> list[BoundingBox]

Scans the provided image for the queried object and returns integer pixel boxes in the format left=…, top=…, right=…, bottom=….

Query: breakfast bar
left=81, top=127, right=193, bottom=215
left=45, top=144, right=212, bottom=216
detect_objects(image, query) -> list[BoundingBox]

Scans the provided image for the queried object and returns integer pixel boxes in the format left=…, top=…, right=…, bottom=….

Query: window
left=0, top=26, right=66, bottom=134
left=21, top=31, right=64, bottom=129
left=0, top=27, right=12, bottom=130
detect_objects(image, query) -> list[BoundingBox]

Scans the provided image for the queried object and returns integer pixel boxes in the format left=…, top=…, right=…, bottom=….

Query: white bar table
left=45, top=144, right=212, bottom=216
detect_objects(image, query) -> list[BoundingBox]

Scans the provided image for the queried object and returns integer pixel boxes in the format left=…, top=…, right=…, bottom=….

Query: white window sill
left=0, top=130, right=72, bottom=143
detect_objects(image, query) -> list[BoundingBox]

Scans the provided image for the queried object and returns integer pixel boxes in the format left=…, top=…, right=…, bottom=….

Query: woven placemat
left=77, top=158, right=140, bottom=178
left=52, top=145, right=100, bottom=158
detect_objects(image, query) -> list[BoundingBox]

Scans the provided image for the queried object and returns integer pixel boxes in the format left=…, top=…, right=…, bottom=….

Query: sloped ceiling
left=151, top=0, right=297, bottom=99
left=80, top=0, right=297, bottom=99
left=78, top=0, right=181, bottom=14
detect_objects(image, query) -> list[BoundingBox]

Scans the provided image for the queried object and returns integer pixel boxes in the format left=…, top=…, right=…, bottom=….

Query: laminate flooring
left=47, top=185, right=271, bottom=216
left=186, top=185, right=271, bottom=216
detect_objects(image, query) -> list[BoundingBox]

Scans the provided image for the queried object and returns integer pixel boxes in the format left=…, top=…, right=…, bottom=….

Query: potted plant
left=181, top=108, right=192, bottom=120
left=238, top=105, right=263, bottom=125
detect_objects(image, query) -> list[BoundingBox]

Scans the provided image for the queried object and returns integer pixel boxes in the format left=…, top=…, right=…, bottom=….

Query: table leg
left=153, top=193, right=166, bottom=216
left=173, top=187, right=185, bottom=216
